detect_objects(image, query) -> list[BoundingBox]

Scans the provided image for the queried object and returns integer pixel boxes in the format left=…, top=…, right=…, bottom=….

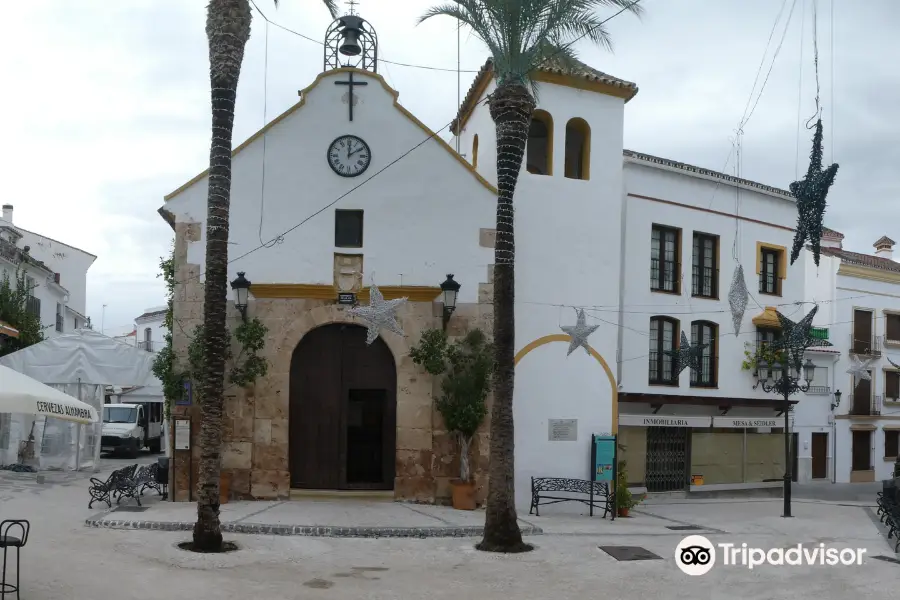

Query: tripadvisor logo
left=675, top=535, right=867, bottom=575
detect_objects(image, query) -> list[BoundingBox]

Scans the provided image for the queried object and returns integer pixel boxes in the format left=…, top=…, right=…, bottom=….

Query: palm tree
left=419, top=0, right=642, bottom=553
left=194, top=0, right=338, bottom=552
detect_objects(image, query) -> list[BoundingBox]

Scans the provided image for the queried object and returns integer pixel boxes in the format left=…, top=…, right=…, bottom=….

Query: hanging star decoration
left=769, top=305, right=832, bottom=371
left=728, top=264, right=749, bottom=336
left=347, top=283, right=407, bottom=345
left=888, top=356, right=900, bottom=371
left=665, top=331, right=707, bottom=377
left=560, top=308, right=600, bottom=356
left=847, top=354, right=878, bottom=386
left=789, top=118, right=839, bottom=267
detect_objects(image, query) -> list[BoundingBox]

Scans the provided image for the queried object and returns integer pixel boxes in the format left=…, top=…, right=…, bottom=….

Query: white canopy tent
left=0, top=329, right=160, bottom=470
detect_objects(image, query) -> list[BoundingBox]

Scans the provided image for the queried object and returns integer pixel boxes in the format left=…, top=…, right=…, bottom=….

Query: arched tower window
left=472, top=134, right=479, bottom=168
left=526, top=110, right=553, bottom=175
left=564, top=118, right=591, bottom=180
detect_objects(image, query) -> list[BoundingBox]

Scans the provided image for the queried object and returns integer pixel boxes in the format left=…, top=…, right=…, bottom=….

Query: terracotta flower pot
left=451, top=480, right=477, bottom=510
left=617, top=507, right=629, bottom=518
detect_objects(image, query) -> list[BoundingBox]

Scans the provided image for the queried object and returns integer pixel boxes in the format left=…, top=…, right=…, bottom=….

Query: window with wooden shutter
left=885, top=431, right=899, bottom=459
left=886, top=314, right=900, bottom=344
left=886, top=371, right=900, bottom=402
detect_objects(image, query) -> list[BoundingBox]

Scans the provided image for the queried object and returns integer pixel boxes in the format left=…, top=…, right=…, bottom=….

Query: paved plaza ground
left=1, top=456, right=897, bottom=599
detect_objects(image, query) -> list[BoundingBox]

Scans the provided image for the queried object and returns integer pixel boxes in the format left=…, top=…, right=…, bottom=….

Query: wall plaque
left=548, top=419, right=577, bottom=441
left=175, top=419, right=191, bottom=451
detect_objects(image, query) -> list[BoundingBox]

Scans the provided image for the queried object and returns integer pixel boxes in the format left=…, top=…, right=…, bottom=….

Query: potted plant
left=616, top=460, right=637, bottom=517
left=409, top=328, right=493, bottom=510
left=740, top=342, right=786, bottom=374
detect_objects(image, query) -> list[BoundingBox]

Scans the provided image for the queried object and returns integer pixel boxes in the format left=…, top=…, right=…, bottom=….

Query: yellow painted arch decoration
left=513, top=334, right=619, bottom=434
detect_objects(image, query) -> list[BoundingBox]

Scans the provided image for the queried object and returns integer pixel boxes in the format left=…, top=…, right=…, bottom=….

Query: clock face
left=327, top=135, right=371, bottom=177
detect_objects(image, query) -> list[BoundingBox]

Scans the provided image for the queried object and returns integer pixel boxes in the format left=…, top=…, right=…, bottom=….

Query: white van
left=101, top=402, right=163, bottom=456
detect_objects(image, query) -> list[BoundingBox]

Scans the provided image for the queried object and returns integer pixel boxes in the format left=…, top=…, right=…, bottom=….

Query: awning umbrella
left=0, top=365, right=98, bottom=424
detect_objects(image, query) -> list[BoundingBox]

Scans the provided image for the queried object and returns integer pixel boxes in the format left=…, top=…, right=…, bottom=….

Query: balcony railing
left=691, top=265, right=718, bottom=298
left=805, top=385, right=831, bottom=395
left=810, top=327, right=829, bottom=341
left=55, top=313, right=63, bottom=333
left=850, top=334, right=882, bottom=356
left=137, top=340, right=158, bottom=352
left=849, top=393, right=882, bottom=416
left=0, top=237, right=25, bottom=266
left=650, top=258, right=680, bottom=293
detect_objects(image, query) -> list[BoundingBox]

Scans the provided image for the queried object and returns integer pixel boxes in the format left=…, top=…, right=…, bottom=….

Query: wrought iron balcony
left=805, top=385, right=831, bottom=395
left=137, top=340, right=158, bottom=352
left=849, top=393, right=882, bottom=416
left=850, top=334, right=882, bottom=357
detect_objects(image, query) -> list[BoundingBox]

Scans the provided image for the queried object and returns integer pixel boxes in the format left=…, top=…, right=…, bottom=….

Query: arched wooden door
left=289, top=323, right=397, bottom=490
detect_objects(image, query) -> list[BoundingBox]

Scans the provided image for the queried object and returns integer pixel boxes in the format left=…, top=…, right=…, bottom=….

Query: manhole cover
left=666, top=525, right=703, bottom=531
left=872, top=555, right=900, bottom=565
left=114, top=506, right=148, bottom=513
left=599, top=546, right=662, bottom=561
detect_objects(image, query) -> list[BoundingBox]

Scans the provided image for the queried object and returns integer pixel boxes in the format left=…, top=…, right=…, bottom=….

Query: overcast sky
left=1, top=0, right=895, bottom=334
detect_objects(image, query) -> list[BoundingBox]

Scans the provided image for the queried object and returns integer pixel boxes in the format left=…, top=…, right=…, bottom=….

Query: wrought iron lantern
left=231, top=272, right=251, bottom=321
left=831, top=389, right=842, bottom=411
left=440, top=274, right=461, bottom=331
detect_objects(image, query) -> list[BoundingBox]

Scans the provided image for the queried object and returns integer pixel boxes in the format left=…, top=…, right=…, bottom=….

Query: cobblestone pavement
left=1, top=461, right=897, bottom=599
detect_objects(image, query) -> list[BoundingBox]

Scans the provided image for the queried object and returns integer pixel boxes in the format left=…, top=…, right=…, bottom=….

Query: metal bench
left=529, top=477, right=614, bottom=518
left=87, top=465, right=136, bottom=509
left=876, top=478, right=900, bottom=552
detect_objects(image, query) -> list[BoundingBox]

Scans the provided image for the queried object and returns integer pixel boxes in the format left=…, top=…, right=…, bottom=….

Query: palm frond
left=420, top=0, right=642, bottom=89
left=320, top=0, right=340, bottom=18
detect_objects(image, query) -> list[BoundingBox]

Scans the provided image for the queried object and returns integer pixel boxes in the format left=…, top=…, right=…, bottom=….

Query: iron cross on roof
left=346, top=0, right=358, bottom=16
left=335, top=70, right=367, bottom=121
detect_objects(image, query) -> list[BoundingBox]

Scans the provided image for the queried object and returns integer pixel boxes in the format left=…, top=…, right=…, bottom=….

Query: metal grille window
left=649, top=316, right=678, bottom=385
left=651, top=225, right=680, bottom=293
left=691, top=233, right=718, bottom=298
left=690, top=321, right=717, bottom=387
left=759, top=247, right=781, bottom=295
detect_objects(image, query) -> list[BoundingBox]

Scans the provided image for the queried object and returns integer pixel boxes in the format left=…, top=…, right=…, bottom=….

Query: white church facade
left=161, top=16, right=857, bottom=505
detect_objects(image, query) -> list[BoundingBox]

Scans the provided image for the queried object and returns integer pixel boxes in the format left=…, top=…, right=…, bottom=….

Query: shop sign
left=712, top=417, right=779, bottom=428
left=618, top=415, right=712, bottom=428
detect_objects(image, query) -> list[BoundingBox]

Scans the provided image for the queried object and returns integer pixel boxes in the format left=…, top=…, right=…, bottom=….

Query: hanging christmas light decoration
left=789, top=119, right=839, bottom=267
left=847, top=354, right=879, bottom=386
left=559, top=308, right=600, bottom=356
left=348, top=283, right=407, bottom=344
left=888, top=356, right=900, bottom=370
left=728, top=265, right=749, bottom=336
left=769, top=305, right=832, bottom=371
left=665, top=331, right=707, bottom=377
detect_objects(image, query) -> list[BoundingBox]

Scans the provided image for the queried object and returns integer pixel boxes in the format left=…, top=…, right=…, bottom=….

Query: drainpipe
left=615, top=188, right=628, bottom=387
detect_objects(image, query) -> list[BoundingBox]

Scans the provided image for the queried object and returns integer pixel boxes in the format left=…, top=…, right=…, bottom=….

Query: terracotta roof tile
left=874, top=235, right=896, bottom=247
left=822, top=226, right=844, bottom=239
left=818, top=246, right=900, bottom=273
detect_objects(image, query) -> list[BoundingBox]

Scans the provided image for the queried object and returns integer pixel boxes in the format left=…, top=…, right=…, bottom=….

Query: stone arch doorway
left=289, top=323, right=397, bottom=490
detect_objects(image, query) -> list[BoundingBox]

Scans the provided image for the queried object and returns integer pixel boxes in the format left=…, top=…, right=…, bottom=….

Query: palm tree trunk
left=477, top=82, right=535, bottom=554
left=193, top=0, right=252, bottom=552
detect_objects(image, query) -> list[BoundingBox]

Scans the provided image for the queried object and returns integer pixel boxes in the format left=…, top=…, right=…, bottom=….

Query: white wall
left=455, top=78, right=627, bottom=509
left=163, top=69, right=497, bottom=306
left=823, top=259, right=900, bottom=482
left=136, top=309, right=167, bottom=353
left=17, top=229, right=95, bottom=316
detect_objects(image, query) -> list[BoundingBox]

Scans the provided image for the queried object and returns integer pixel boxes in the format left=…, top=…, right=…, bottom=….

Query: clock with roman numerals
left=327, top=135, right=371, bottom=177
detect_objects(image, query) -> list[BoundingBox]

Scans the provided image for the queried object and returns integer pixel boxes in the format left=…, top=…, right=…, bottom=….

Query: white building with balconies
left=805, top=231, right=900, bottom=483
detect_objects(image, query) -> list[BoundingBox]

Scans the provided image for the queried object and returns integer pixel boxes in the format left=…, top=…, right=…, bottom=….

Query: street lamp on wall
left=440, top=274, right=460, bottom=331
left=831, top=390, right=842, bottom=411
left=231, top=272, right=251, bottom=322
